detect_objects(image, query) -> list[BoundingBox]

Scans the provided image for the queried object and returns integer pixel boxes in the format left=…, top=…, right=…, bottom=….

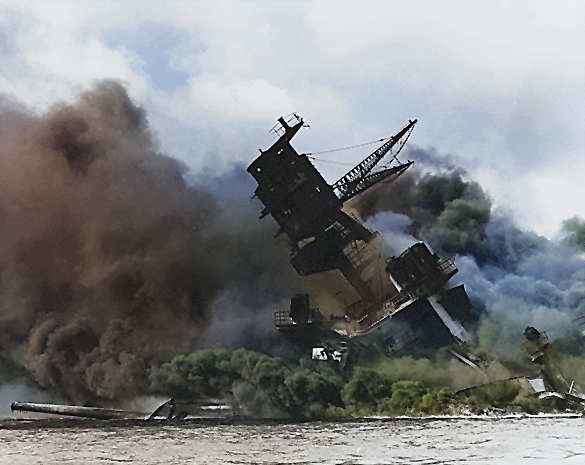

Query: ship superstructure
left=248, top=115, right=473, bottom=358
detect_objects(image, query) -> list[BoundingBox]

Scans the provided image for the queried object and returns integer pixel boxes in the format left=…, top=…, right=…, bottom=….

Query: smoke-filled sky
left=0, top=81, right=301, bottom=402
left=1, top=0, right=584, bottom=238
left=1, top=0, right=585, bottom=405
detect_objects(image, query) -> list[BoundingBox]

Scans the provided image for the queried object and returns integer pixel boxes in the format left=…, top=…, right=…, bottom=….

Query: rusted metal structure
left=10, top=402, right=137, bottom=420
left=248, top=115, right=474, bottom=359
left=523, top=326, right=550, bottom=363
left=248, top=115, right=414, bottom=281
left=10, top=399, right=222, bottom=421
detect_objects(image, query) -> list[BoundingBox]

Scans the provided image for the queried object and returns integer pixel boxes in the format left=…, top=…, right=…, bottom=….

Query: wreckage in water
left=248, top=114, right=474, bottom=359
left=10, top=399, right=232, bottom=421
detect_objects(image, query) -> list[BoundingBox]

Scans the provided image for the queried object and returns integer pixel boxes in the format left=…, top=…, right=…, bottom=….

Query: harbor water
left=1, top=416, right=584, bottom=464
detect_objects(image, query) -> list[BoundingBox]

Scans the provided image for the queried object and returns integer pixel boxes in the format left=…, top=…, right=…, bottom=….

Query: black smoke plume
left=349, top=149, right=585, bottom=360
left=0, top=81, right=299, bottom=403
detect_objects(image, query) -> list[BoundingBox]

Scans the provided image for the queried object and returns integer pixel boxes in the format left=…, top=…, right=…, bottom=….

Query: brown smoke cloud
left=0, top=81, right=299, bottom=403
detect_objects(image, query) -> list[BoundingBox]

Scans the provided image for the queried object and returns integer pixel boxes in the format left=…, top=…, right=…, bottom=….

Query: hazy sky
left=1, top=0, right=584, bottom=238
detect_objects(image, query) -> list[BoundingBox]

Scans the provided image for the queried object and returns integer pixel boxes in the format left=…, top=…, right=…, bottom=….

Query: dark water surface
left=1, top=416, right=584, bottom=464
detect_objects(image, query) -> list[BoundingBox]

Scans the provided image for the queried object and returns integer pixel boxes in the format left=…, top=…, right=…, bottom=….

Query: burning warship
left=247, top=114, right=474, bottom=362
left=8, top=113, right=583, bottom=421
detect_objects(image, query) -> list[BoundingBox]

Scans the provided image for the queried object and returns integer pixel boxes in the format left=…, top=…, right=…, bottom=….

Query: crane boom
left=338, top=160, right=414, bottom=202
left=332, top=119, right=417, bottom=200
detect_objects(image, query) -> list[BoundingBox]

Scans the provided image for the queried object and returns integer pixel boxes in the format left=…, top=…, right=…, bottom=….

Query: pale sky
left=1, top=0, right=584, bottom=238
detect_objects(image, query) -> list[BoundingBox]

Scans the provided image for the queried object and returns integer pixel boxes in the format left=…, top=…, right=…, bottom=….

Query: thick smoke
left=0, top=81, right=299, bottom=403
left=349, top=148, right=585, bottom=360
left=2, top=81, right=583, bottom=407
left=562, top=217, right=585, bottom=249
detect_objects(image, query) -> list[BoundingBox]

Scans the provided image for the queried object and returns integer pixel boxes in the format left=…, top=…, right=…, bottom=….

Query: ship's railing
left=439, top=258, right=457, bottom=277
left=391, top=292, right=413, bottom=309
left=274, top=310, right=295, bottom=327
left=348, top=292, right=415, bottom=337
left=344, top=240, right=377, bottom=268
left=274, top=309, right=317, bottom=327
left=381, top=292, right=413, bottom=315
left=270, top=113, right=303, bottom=137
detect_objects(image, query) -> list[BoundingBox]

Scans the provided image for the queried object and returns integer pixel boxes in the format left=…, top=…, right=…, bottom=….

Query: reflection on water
left=0, top=416, right=584, bottom=464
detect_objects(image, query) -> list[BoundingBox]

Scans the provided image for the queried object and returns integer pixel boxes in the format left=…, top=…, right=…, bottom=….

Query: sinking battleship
left=247, top=114, right=474, bottom=362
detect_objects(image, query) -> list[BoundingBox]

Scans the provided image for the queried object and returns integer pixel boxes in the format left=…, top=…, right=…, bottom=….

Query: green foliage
left=377, top=380, right=428, bottom=415
left=232, top=380, right=283, bottom=418
left=341, top=367, right=392, bottom=409
left=150, top=346, right=577, bottom=418
left=462, top=379, right=520, bottom=409
left=340, top=366, right=455, bottom=416
left=149, top=348, right=237, bottom=400
left=282, top=368, right=343, bottom=411
left=149, top=348, right=345, bottom=418
left=375, top=356, right=452, bottom=388
left=419, top=388, right=454, bottom=414
left=151, top=348, right=455, bottom=418
left=513, top=394, right=543, bottom=414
